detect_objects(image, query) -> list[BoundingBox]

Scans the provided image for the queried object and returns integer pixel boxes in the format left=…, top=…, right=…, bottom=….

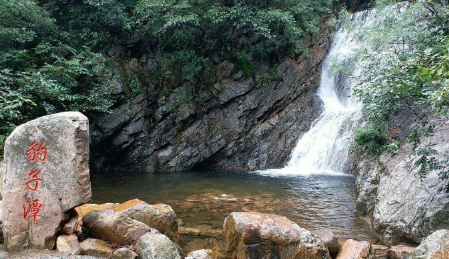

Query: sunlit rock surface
left=223, top=212, right=330, bottom=259
left=2, top=112, right=91, bottom=250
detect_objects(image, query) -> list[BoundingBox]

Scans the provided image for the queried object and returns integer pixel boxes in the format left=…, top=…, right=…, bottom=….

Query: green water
left=91, top=170, right=374, bottom=251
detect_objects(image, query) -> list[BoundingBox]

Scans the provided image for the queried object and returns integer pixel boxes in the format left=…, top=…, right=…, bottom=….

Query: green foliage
left=0, top=0, right=115, bottom=158
left=353, top=126, right=388, bottom=155
left=134, top=0, right=335, bottom=83
left=340, top=0, right=449, bottom=188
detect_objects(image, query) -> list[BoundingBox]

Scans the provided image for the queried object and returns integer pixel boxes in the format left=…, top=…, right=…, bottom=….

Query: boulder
left=82, top=210, right=154, bottom=245
left=112, top=247, right=138, bottom=259
left=388, top=245, right=415, bottom=259
left=122, top=202, right=179, bottom=242
left=313, top=229, right=339, bottom=256
left=136, top=232, right=183, bottom=259
left=411, top=229, right=449, bottom=259
left=56, top=234, right=81, bottom=254
left=369, top=244, right=388, bottom=259
left=223, top=212, right=330, bottom=259
left=2, top=112, right=91, bottom=250
left=79, top=238, right=113, bottom=258
left=336, top=239, right=370, bottom=259
left=186, top=249, right=214, bottom=259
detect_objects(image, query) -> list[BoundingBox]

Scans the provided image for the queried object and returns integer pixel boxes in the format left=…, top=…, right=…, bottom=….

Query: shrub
left=353, top=126, right=388, bottom=155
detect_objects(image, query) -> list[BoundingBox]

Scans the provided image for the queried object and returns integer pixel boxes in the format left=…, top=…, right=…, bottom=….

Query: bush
left=353, top=126, right=388, bottom=155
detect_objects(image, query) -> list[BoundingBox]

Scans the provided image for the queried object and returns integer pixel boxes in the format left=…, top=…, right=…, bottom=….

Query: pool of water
left=91, top=170, right=375, bottom=251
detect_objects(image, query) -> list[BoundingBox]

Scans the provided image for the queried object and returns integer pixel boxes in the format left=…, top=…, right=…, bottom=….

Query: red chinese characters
left=24, top=140, right=47, bottom=224
left=23, top=199, right=42, bottom=224
left=26, top=141, right=47, bottom=163
left=26, top=169, right=42, bottom=191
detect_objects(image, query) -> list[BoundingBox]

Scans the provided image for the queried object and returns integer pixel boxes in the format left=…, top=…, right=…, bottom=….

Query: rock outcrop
left=2, top=112, right=91, bottom=250
left=90, top=27, right=332, bottom=173
left=223, top=212, right=330, bottom=259
left=82, top=210, right=154, bottom=245
left=348, top=117, right=449, bottom=245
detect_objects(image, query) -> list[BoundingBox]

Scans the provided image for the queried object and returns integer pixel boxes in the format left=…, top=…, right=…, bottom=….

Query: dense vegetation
left=0, top=0, right=338, bottom=157
left=343, top=0, right=449, bottom=182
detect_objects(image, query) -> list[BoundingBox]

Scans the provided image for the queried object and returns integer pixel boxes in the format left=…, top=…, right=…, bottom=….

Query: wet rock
left=223, top=212, right=330, bottom=259
left=82, top=210, right=153, bottom=245
left=2, top=112, right=91, bottom=250
left=122, top=202, right=179, bottom=242
left=56, top=234, right=81, bottom=254
left=112, top=247, right=138, bottom=259
left=336, top=239, right=370, bottom=259
left=313, top=229, right=339, bottom=256
left=186, top=249, right=214, bottom=259
left=136, top=232, right=183, bottom=259
left=411, top=229, right=449, bottom=259
left=79, top=238, right=113, bottom=258
left=369, top=244, right=388, bottom=259
left=388, top=245, right=415, bottom=259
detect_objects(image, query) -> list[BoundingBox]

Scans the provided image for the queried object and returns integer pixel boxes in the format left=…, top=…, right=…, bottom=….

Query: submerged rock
left=2, top=112, right=91, bottom=250
left=223, top=212, right=330, bottom=259
left=122, top=202, right=179, bottom=242
left=411, top=229, right=449, bottom=259
left=136, top=232, right=183, bottom=259
left=82, top=210, right=153, bottom=245
left=79, top=238, right=113, bottom=258
left=336, top=239, right=370, bottom=259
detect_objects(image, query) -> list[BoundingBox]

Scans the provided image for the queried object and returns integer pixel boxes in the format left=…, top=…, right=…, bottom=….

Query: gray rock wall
left=347, top=117, right=449, bottom=245
left=91, top=28, right=332, bottom=173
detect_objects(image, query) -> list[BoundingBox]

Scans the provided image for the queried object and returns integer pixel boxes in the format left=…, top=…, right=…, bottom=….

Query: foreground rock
left=349, top=117, right=449, bottom=244
left=82, top=210, right=153, bottom=245
left=411, top=229, right=449, bottom=259
left=112, top=247, right=138, bottom=259
left=223, top=212, right=330, bottom=259
left=2, top=112, right=91, bottom=250
left=136, top=232, right=183, bottom=259
left=79, top=238, right=113, bottom=258
left=56, top=234, right=81, bottom=254
left=313, top=229, right=339, bottom=256
left=185, top=249, right=214, bottom=259
left=388, top=245, right=415, bottom=259
left=122, top=202, right=179, bottom=242
left=336, top=239, right=370, bottom=259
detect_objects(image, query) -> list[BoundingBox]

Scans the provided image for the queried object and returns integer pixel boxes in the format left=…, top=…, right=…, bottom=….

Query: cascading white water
left=260, top=10, right=377, bottom=177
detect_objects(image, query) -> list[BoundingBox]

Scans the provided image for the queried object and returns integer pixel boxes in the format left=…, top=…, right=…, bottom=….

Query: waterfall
left=260, top=10, right=377, bottom=177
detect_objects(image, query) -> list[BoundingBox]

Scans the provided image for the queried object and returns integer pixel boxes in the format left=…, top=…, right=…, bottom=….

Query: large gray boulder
left=2, top=112, right=91, bottom=250
left=82, top=210, right=154, bottom=245
left=223, top=212, right=330, bottom=259
left=349, top=117, right=449, bottom=245
left=136, top=232, right=183, bottom=259
left=411, top=229, right=449, bottom=259
left=122, top=202, right=178, bottom=242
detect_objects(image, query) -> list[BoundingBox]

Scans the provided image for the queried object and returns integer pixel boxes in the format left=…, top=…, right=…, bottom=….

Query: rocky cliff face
left=347, top=116, right=449, bottom=245
left=90, top=28, right=332, bottom=173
